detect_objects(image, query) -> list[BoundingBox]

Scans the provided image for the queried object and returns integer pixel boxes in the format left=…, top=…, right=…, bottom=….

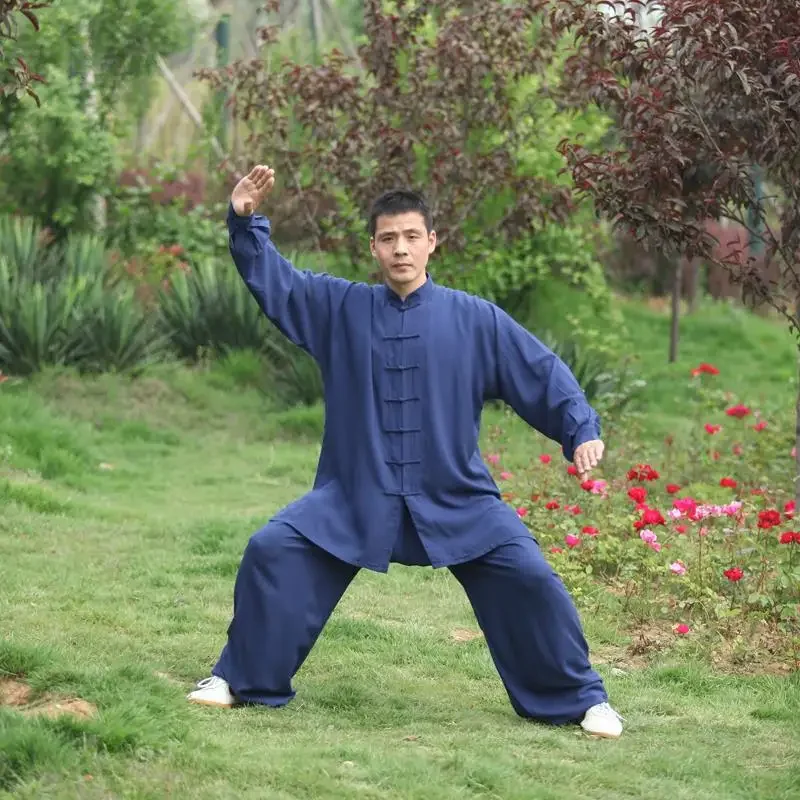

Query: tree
left=0, top=0, right=51, bottom=104
left=197, top=0, right=586, bottom=265
left=0, top=0, right=191, bottom=233
left=555, top=0, right=800, bottom=505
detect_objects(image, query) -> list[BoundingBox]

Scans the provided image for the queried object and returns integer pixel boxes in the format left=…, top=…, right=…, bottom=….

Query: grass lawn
left=0, top=297, right=798, bottom=799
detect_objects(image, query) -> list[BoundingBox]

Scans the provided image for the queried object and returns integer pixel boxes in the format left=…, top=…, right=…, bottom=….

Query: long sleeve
left=227, top=203, right=351, bottom=362
left=490, top=305, right=600, bottom=462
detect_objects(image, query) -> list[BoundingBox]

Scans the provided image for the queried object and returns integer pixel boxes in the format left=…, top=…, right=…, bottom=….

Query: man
left=187, top=165, right=623, bottom=739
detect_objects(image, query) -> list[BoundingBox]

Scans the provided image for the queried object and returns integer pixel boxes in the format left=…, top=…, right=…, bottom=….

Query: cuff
left=565, top=421, right=601, bottom=462
left=227, top=202, right=270, bottom=233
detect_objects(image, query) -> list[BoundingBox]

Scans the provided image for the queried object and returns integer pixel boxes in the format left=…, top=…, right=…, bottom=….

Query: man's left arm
left=488, top=305, right=604, bottom=478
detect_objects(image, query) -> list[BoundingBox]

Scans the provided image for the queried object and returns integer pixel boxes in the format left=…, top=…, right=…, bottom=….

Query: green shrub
left=157, top=260, right=272, bottom=359
left=156, top=255, right=324, bottom=409
left=0, top=260, right=91, bottom=375
left=540, top=330, right=646, bottom=416
left=263, top=337, right=324, bottom=408
left=0, top=215, right=163, bottom=375
left=72, top=288, right=166, bottom=374
left=0, top=215, right=56, bottom=282
left=0, top=69, right=118, bottom=236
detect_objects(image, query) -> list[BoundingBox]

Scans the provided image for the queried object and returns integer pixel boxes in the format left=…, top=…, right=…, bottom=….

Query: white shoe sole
left=187, top=695, right=238, bottom=708
left=581, top=728, right=622, bottom=739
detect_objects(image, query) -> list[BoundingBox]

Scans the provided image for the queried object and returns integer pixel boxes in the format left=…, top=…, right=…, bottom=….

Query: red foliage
left=554, top=0, right=800, bottom=334
left=117, top=167, right=208, bottom=210
left=0, top=1, right=51, bottom=104
left=196, top=0, right=576, bottom=258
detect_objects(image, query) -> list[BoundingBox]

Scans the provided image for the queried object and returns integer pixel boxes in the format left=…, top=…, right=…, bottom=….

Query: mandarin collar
left=383, top=273, right=435, bottom=308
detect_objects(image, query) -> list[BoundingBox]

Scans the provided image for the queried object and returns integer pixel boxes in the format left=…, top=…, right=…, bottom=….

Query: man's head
left=369, top=189, right=436, bottom=297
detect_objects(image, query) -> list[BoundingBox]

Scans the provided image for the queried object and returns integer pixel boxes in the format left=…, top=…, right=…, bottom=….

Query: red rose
left=723, top=567, right=744, bottom=582
left=758, top=510, right=782, bottom=529
left=704, top=423, right=722, bottom=435
left=627, top=487, right=647, bottom=504
left=539, top=454, right=552, bottom=464
left=673, top=497, right=698, bottom=518
left=666, top=484, right=681, bottom=494
left=725, top=404, right=751, bottom=418
left=779, top=531, right=800, bottom=544
left=719, top=477, right=737, bottom=489
left=627, top=464, right=659, bottom=481
left=545, top=501, right=560, bottom=510
left=673, top=623, right=691, bottom=635
left=642, top=508, right=666, bottom=526
left=690, top=363, right=719, bottom=377
left=567, top=465, right=578, bottom=476
left=785, top=501, right=795, bottom=519
left=581, top=526, right=599, bottom=536
left=580, top=480, right=595, bottom=492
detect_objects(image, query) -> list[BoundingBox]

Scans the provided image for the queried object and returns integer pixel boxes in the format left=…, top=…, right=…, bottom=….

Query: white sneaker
left=187, top=676, right=239, bottom=708
left=580, top=702, right=624, bottom=738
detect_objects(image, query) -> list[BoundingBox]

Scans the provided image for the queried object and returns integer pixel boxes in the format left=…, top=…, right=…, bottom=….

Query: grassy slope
left=615, top=297, right=797, bottom=438
left=0, top=299, right=798, bottom=799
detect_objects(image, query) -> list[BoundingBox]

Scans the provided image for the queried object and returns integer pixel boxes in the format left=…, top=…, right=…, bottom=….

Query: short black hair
left=368, top=189, right=433, bottom=237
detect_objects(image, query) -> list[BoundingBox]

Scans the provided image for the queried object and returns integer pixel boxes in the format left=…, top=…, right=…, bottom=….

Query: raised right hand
left=231, top=165, right=275, bottom=217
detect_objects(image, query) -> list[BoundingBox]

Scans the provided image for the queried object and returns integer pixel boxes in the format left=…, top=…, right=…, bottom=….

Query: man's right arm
left=227, top=203, right=349, bottom=361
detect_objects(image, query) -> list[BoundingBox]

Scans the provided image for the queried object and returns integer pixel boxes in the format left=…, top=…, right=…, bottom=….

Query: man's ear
left=369, top=237, right=376, bottom=258
left=428, top=230, right=437, bottom=255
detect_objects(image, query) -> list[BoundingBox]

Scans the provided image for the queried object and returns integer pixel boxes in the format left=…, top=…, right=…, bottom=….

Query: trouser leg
left=449, top=535, right=607, bottom=725
left=213, top=522, right=359, bottom=705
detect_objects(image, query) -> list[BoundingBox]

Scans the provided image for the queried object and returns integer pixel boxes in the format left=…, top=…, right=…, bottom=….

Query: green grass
left=0, top=299, right=798, bottom=799
left=616, top=296, right=797, bottom=437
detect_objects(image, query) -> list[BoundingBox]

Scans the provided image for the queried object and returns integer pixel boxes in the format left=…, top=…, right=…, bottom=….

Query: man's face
left=370, top=211, right=436, bottom=294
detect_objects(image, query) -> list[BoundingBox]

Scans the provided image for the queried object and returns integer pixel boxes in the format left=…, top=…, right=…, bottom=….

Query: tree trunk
left=796, top=295, right=800, bottom=512
left=686, top=257, right=700, bottom=313
left=669, top=260, right=682, bottom=362
left=796, top=366, right=800, bottom=512
left=155, top=55, right=229, bottom=166
left=310, top=0, right=324, bottom=61
left=81, top=21, right=106, bottom=231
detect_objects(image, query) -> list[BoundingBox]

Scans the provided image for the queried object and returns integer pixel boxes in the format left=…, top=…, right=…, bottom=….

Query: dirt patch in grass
left=0, top=678, right=97, bottom=720
left=450, top=628, right=483, bottom=643
left=0, top=678, right=32, bottom=706
left=592, top=622, right=798, bottom=677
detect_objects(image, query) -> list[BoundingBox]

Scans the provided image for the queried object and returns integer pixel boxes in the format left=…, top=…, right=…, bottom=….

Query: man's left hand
left=574, top=439, right=604, bottom=481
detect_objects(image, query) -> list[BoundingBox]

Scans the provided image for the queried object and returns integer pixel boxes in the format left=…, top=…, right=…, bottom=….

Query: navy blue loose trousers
left=212, top=519, right=608, bottom=725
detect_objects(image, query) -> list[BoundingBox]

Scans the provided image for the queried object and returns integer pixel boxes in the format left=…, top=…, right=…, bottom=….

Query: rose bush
left=486, top=363, right=799, bottom=669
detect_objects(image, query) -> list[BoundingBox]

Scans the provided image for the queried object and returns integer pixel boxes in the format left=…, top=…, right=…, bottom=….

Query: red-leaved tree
left=0, top=1, right=50, bottom=104
left=197, top=0, right=576, bottom=263
left=555, top=0, right=800, bottom=506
